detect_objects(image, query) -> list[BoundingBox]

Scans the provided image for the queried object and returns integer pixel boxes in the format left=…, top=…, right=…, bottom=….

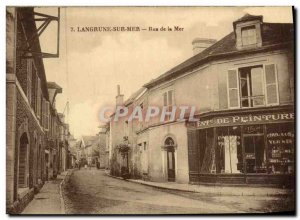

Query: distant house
left=79, top=136, right=100, bottom=166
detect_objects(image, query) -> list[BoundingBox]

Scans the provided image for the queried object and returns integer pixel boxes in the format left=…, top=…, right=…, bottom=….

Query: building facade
left=6, top=7, right=68, bottom=213
left=109, top=14, right=294, bottom=187
left=142, top=14, right=294, bottom=185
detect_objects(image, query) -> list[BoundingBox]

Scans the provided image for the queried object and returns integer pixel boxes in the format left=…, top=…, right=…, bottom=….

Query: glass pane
left=240, top=78, right=248, bottom=97
left=267, top=123, right=294, bottom=174
left=254, top=136, right=266, bottom=173
left=241, top=97, right=250, bottom=107
left=252, top=97, right=264, bottom=106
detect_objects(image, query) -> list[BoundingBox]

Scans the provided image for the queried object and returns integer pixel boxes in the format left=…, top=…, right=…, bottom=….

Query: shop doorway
left=165, top=137, right=175, bottom=181
left=243, top=134, right=266, bottom=173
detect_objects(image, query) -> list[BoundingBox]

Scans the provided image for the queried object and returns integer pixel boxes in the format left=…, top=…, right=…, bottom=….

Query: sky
left=35, top=6, right=293, bottom=139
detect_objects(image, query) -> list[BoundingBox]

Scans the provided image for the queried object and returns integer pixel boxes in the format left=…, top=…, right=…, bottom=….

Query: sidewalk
left=105, top=170, right=293, bottom=196
left=22, top=171, right=69, bottom=214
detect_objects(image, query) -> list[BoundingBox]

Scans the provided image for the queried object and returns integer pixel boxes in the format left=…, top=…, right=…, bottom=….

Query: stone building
left=6, top=7, right=66, bottom=213
left=109, top=86, right=147, bottom=178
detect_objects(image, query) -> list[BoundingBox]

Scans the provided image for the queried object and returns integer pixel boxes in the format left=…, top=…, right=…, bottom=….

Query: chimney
left=192, top=38, right=217, bottom=55
left=116, top=85, right=124, bottom=106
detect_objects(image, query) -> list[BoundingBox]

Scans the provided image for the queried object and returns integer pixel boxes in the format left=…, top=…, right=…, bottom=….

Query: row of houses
left=6, top=7, right=73, bottom=213
left=105, top=14, right=295, bottom=187
left=70, top=131, right=109, bottom=169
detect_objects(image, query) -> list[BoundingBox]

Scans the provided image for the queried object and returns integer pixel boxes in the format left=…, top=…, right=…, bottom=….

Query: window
left=27, top=59, right=32, bottom=105
left=227, top=64, right=278, bottom=109
left=266, top=123, right=294, bottom=174
left=163, top=90, right=174, bottom=106
left=241, top=26, right=257, bottom=46
left=239, top=66, right=264, bottom=107
left=43, top=100, right=50, bottom=130
left=216, top=126, right=243, bottom=174
left=36, top=78, right=41, bottom=119
left=163, top=90, right=174, bottom=121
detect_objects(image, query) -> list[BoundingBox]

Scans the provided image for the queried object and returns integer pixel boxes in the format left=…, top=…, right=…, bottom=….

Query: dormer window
left=233, top=14, right=263, bottom=50
left=241, top=25, right=257, bottom=46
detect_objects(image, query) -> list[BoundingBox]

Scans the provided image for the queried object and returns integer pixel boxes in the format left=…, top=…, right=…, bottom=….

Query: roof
left=47, top=81, right=63, bottom=93
left=192, top=38, right=217, bottom=44
left=144, top=17, right=293, bottom=89
left=233, top=13, right=263, bottom=27
left=124, top=87, right=147, bottom=106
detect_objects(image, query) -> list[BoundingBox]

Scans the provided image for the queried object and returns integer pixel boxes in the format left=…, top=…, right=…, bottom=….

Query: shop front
left=187, top=106, right=295, bottom=187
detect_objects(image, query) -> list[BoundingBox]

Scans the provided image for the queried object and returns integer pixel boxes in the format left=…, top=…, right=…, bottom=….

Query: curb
left=104, top=171, right=293, bottom=197
left=59, top=169, right=73, bottom=214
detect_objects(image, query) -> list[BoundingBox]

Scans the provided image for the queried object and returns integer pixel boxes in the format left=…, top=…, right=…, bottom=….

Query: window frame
left=226, top=64, right=279, bottom=109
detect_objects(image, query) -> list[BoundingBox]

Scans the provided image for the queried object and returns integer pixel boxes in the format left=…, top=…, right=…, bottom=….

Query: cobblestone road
left=62, top=169, right=294, bottom=214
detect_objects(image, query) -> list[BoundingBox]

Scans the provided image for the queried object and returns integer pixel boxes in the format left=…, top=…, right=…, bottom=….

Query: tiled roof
left=144, top=20, right=293, bottom=89
left=233, top=13, right=263, bottom=27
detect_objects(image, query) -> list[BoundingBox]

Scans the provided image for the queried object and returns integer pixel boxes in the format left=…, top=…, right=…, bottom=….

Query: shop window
left=200, top=128, right=216, bottom=173
left=227, top=64, right=278, bottom=109
left=266, top=123, right=294, bottom=174
left=243, top=125, right=266, bottom=173
left=244, top=135, right=266, bottom=173
left=216, top=126, right=243, bottom=174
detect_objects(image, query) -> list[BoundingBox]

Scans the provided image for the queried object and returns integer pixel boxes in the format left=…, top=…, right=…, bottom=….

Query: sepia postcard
left=6, top=6, right=295, bottom=215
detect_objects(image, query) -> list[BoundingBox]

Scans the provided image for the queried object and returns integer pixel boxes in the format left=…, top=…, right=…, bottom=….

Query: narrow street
left=62, top=169, right=294, bottom=214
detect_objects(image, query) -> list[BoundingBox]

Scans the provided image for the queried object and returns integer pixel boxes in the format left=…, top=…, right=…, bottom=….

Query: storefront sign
left=188, top=112, right=294, bottom=129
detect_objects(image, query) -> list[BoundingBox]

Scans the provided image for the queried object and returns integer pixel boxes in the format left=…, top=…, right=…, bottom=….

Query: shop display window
left=266, top=123, right=294, bottom=174
left=243, top=125, right=267, bottom=173
left=216, top=126, right=243, bottom=174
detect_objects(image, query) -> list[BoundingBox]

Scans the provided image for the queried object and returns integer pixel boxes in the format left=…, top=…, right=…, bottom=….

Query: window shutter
left=227, top=69, right=240, bottom=108
left=264, top=64, right=279, bottom=106
left=163, top=92, right=167, bottom=106
left=168, top=90, right=173, bottom=106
